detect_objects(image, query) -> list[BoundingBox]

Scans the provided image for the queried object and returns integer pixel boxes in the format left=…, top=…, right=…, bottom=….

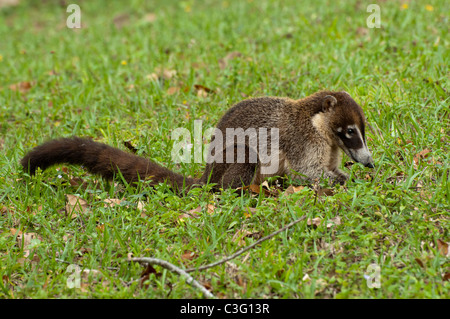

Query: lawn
left=0, top=0, right=448, bottom=299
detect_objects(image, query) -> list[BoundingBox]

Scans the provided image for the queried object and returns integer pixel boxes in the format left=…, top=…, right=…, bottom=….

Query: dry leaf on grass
left=11, top=228, right=41, bottom=260
left=413, top=149, right=431, bottom=165
left=178, top=204, right=216, bottom=220
left=444, top=272, right=450, bottom=281
left=194, top=84, right=214, bottom=98
left=415, top=258, right=425, bottom=268
left=155, top=67, right=177, bottom=80
left=437, top=239, right=450, bottom=257
left=302, top=274, right=311, bottom=282
left=326, top=216, right=341, bottom=228
left=146, top=73, right=159, bottom=81
left=181, top=250, right=197, bottom=261
left=9, top=81, right=32, bottom=93
left=65, top=194, right=89, bottom=218
left=243, top=206, right=257, bottom=218
left=232, top=228, right=263, bottom=246
left=140, top=263, right=158, bottom=288
left=284, top=185, right=304, bottom=195
left=240, top=184, right=276, bottom=197
left=167, top=86, right=180, bottom=95
left=0, top=0, right=20, bottom=8
left=1, top=205, right=12, bottom=215
left=103, top=198, right=122, bottom=208
left=137, top=201, right=147, bottom=217
left=307, top=216, right=341, bottom=228
left=315, top=188, right=334, bottom=197
left=307, top=217, right=321, bottom=227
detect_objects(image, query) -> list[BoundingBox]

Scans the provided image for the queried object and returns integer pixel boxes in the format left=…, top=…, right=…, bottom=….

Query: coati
left=21, top=90, right=374, bottom=192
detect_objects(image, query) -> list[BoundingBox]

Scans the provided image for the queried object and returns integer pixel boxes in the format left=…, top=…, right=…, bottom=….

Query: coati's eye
left=346, top=128, right=355, bottom=135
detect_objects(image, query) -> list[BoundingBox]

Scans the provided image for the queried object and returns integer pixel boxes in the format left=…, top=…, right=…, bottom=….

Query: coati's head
left=312, top=91, right=374, bottom=168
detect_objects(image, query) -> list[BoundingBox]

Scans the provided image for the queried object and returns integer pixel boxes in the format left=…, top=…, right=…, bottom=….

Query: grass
left=0, top=0, right=449, bottom=299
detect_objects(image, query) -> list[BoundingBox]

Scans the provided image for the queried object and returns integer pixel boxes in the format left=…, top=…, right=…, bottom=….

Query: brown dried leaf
left=179, top=206, right=201, bottom=220
left=415, top=258, right=425, bottom=269
left=181, top=250, right=197, bottom=261
left=65, top=194, right=89, bottom=218
left=155, top=67, right=177, bottom=80
left=244, top=206, right=257, bottom=218
left=437, top=239, right=449, bottom=257
left=103, top=198, right=122, bottom=208
left=284, top=185, right=304, bottom=195
left=413, top=149, right=431, bottom=165
left=1, top=206, right=11, bottom=215
left=0, top=0, right=20, bottom=8
left=307, top=217, right=321, bottom=227
left=167, top=87, right=180, bottom=95
left=315, top=188, right=334, bottom=197
left=145, top=73, right=159, bottom=81
left=137, top=201, right=146, bottom=211
left=178, top=204, right=216, bottom=220
left=206, top=204, right=216, bottom=214
left=232, top=228, right=263, bottom=246
left=443, top=272, right=450, bottom=281
left=200, top=280, right=212, bottom=291
left=326, top=216, right=341, bottom=228
left=141, top=263, right=157, bottom=276
left=79, top=247, right=93, bottom=255
left=194, top=84, right=214, bottom=93
left=197, top=89, right=208, bottom=98
left=242, top=184, right=274, bottom=197
left=16, top=232, right=40, bottom=258
left=9, top=81, right=32, bottom=93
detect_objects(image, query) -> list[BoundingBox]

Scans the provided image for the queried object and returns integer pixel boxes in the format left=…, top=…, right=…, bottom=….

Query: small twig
left=130, top=257, right=215, bottom=299
left=185, top=215, right=307, bottom=273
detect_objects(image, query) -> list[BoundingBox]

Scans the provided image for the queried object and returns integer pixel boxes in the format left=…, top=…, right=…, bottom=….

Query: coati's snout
left=347, top=146, right=374, bottom=168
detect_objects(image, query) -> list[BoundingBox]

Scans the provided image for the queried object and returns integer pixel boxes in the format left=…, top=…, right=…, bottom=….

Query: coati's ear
left=322, top=95, right=337, bottom=112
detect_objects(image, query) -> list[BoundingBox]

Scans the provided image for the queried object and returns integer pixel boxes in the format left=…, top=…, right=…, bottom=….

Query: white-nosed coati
left=21, top=90, right=374, bottom=192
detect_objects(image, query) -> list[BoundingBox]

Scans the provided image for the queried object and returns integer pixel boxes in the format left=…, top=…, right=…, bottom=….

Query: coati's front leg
left=286, top=161, right=349, bottom=186
left=326, top=169, right=349, bottom=185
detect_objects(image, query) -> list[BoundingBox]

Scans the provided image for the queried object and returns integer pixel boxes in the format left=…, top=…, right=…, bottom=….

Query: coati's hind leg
left=201, top=144, right=259, bottom=190
left=220, top=162, right=258, bottom=189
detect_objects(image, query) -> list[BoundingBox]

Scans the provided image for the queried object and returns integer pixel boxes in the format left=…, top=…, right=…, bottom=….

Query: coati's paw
left=333, top=172, right=349, bottom=185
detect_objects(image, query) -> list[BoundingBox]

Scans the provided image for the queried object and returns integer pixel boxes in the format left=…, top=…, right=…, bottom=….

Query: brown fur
left=21, top=90, right=372, bottom=192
